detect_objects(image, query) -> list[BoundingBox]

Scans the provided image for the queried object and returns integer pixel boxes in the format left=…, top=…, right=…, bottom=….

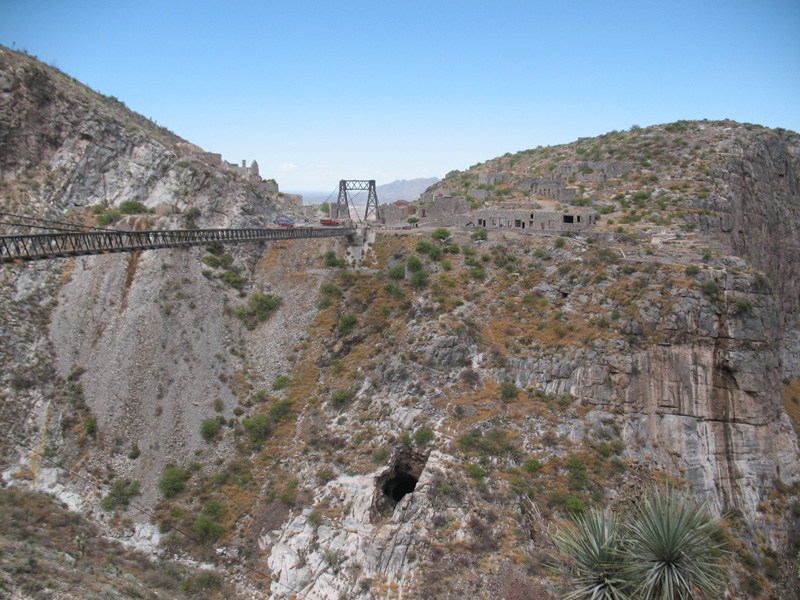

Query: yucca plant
left=618, top=487, right=728, bottom=600
left=553, top=508, right=628, bottom=600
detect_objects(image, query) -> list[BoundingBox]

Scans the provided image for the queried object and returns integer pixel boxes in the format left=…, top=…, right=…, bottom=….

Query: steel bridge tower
left=336, top=180, right=380, bottom=222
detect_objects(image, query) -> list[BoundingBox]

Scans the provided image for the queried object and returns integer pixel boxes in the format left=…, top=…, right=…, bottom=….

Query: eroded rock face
left=2, top=48, right=800, bottom=598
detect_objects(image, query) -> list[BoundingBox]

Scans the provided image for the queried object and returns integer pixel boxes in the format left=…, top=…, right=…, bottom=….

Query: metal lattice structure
left=0, top=226, right=355, bottom=263
left=336, top=180, right=380, bottom=222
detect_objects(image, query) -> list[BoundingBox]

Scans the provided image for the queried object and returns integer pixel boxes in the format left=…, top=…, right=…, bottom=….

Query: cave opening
left=372, top=447, right=429, bottom=519
left=382, top=473, right=418, bottom=502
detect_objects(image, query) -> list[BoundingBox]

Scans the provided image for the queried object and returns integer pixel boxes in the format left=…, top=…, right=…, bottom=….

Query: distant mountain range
left=376, top=177, right=439, bottom=203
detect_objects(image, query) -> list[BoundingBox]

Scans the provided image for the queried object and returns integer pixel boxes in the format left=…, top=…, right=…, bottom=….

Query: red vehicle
left=320, top=218, right=340, bottom=226
left=276, top=219, right=294, bottom=228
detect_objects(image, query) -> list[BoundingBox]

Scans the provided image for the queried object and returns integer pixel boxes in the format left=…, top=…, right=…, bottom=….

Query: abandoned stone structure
left=530, top=177, right=579, bottom=202
left=417, top=196, right=471, bottom=225
left=419, top=188, right=455, bottom=204
left=467, top=188, right=490, bottom=200
left=457, top=208, right=595, bottom=232
left=224, top=159, right=261, bottom=183
left=381, top=200, right=415, bottom=225
left=478, top=172, right=510, bottom=186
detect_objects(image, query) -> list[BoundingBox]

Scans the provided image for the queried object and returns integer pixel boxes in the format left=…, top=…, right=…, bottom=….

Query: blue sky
left=1, top=1, right=798, bottom=192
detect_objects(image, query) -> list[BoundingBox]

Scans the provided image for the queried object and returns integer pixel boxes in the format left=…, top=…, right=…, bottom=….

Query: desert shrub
left=372, top=447, right=389, bottom=463
left=202, top=255, right=221, bottom=268
left=523, top=458, right=542, bottom=474
left=242, top=414, right=272, bottom=445
left=471, top=226, right=488, bottom=241
left=187, top=570, right=222, bottom=592
left=432, top=227, right=451, bottom=240
left=330, top=388, right=355, bottom=410
left=236, top=293, right=281, bottom=330
left=685, top=265, right=700, bottom=275
left=101, top=479, right=141, bottom=510
left=96, top=210, right=121, bottom=226
left=500, top=379, right=519, bottom=399
left=218, top=269, right=246, bottom=290
left=414, top=425, right=436, bottom=447
left=338, top=312, right=358, bottom=335
left=324, top=250, right=346, bottom=268
left=119, top=200, right=148, bottom=214
left=128, top=445, right=140, bottom=459
left=272, top=375, right=289, bottom=390
left=193, top=515, right=225, bottom=542
left=159, top=464, right=190, bottom=498
left=407, top=256, right=423, bottom=273
left=554, top=237, right=565, bottom=249
left=200, top=418, right=221, bottom=441
left=700, top=280, right=721, bottom=300
left=465, top=463, right=487, bottom=481
left=410, top=270, right=429, bottom=289
left=280, top=477, right=299, bottom=505
left=388, top=264, right=406, bottom=279
left=268, top=398, right=293, bottom=421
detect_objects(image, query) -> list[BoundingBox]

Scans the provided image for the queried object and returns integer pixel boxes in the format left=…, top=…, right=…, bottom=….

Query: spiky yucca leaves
left=618, top=487, right=728, bottom=600
left=553, top=508, right=628, bottom=600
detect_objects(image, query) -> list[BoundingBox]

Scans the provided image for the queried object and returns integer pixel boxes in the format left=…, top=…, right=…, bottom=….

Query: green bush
left=268, top=398, right=293, bottom=421
left=554, top=237, right=565, bottom=249
left=202, top=255, right=221, bottom=268
left=338, top=312, right=358, bottom=335
left=410, top=270, right=429, bottom=289
left=324, top=250, right=346, bottom=268
left=414, top=425, right=436, bottom=447
left=272, top=375, right=289, bottom=390
left=330, top=388, right=355, bottom=410
left=159, top=464, right=190, bottom=498
left=407, top=256, right=423, bottom=273
left=465, top=463, right=486, bottom=481
left=280, top=477, right=299, bottom=505
left=388, top=264, right=406, bottom=279
left=193, top=515, right=225, bottom=542
left=242, top=414, right=272, bottom=445
left=432, top=227, right=451, bottom=240
left=685, top=265, right=700, bottom=275
left=96, top=210, right=121, bottom=226
left=500, top=379, right=519, bottom=400
left=523, top=458, right=542, bottom=474
left=100, top=479, right=141, bottom=510
left=119, top=200, right=148, bottom=214
left=700, top=280, right=721, bottom=300
left=235, top=293, right=281, bottom=330
left=471, top=226, right=488, bottom=241
left=218, top=270, right=246, bottom=290
left=200, top=418, right=221, bottom=441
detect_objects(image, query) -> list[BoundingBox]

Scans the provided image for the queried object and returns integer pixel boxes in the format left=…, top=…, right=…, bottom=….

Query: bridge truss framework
left=336, top=180, right=380, bottom=222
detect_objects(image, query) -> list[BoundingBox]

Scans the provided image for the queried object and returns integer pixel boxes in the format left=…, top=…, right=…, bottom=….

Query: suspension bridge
left=0, top=220, right=357, bottom=264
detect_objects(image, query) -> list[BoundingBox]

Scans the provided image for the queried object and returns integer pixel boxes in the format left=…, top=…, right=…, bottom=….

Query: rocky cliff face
left=1, top=47, right=799, bottom=599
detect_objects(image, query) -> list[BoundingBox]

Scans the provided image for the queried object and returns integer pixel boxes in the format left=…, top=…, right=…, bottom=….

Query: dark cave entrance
left=373, top=447, right=428, bottom=519
left=383, top=472, right=418, bottom=502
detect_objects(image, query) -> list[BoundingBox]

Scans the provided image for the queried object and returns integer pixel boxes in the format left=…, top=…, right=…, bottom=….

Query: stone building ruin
left=457, top=207, right=595, bottom=232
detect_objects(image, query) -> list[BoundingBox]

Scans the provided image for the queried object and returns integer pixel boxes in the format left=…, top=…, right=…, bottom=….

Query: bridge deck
left=0, top=226, right=356, bottom=263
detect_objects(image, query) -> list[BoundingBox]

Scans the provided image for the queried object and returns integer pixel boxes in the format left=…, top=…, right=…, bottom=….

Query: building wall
left=457, top=208, right=594, bottom=232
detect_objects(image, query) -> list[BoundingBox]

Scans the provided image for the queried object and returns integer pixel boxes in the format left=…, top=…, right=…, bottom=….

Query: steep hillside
left=1, top=46, right=799, bottom=599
